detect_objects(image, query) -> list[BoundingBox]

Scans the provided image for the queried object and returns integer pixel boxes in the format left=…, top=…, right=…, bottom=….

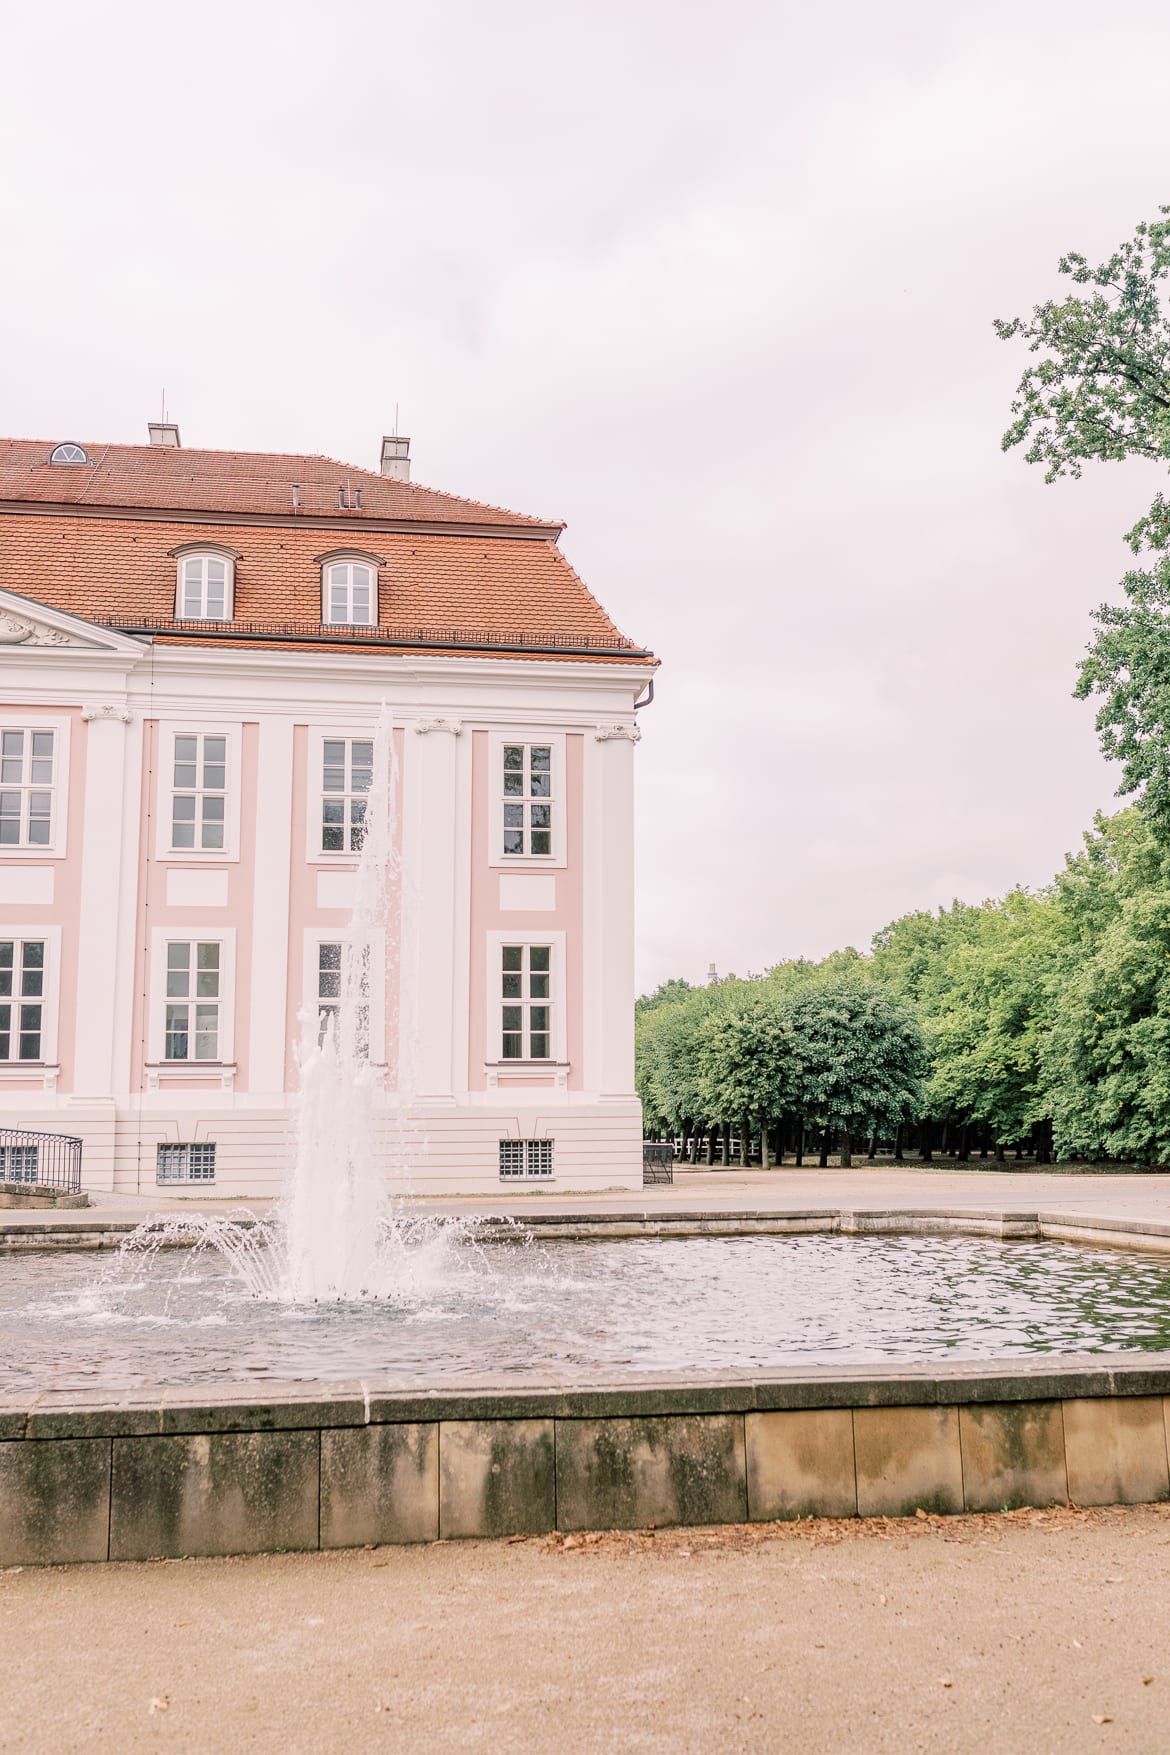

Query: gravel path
left=4, top=1505, right=1170, bottom=1752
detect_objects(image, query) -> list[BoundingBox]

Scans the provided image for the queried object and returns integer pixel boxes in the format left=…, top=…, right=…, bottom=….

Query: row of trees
left=638, top=809, right=1170, bottom=1166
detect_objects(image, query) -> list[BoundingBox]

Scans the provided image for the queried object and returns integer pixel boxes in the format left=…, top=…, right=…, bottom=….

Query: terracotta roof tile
left=0, top=439, right=560, bottom=529
left=0, top=513, right=654, bottom=662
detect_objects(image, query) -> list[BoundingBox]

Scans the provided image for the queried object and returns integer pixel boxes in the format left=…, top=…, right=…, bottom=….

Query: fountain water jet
left=105, top=707, right=478, bottom=1305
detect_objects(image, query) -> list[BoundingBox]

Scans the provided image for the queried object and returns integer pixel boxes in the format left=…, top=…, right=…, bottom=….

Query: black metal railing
left=0, top=1127, right=83, bottom=1193
left=642, top=1142, right=674, bottom=1186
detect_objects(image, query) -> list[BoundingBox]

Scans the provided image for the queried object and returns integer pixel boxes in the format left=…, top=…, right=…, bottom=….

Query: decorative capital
left=82, top=703, right=134, bottom=725
left=594, top=722, right=641, bottom=744
left=413, top=718, right=463, bottom=736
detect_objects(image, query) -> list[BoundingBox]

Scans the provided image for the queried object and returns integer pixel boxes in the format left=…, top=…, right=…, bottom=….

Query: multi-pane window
left=502, top=744, right=553, bottom=856
left=317, top=942, right=342, bottom=1041
left=0, top=729, right=55, bottom=847
left=179, top=554, right=232, bottom=620
left=157, top=1143, right=217, bottom=1183
left=164, top=942, right=221, bottom=1061
left=314, top=941, right=370, bottom=1054
left=324, top=562, right=375, bottom=626
left=0, top=1144, right=39, bottom=1182
left=171, top=734, right=227, bottom=850
left=0, top=940, right=45, bottom=1062
left=499, top=1140, right=554, bottom=1179
left=501, top=943, right=551, bottom=1060
left=321, top=738, right=372, bottom=853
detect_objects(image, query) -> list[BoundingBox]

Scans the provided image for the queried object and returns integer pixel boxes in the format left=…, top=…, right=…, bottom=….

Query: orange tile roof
left=0, top=439, right=560, bottom=530
left=0, top=513, right=653, bottom=661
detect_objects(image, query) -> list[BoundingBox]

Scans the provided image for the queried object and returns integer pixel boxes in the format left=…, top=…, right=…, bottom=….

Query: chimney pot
left=148, top=421, right=181, bottom=448
left=380, top=434, right=411, bottom=481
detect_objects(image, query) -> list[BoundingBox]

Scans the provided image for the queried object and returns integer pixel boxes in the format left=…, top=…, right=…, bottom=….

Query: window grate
left=157, top=1142, right=217, bottom=1184
left=0, top=1144, right=38, bottom=1183
left=499, top=1139, right=553, bottom=1180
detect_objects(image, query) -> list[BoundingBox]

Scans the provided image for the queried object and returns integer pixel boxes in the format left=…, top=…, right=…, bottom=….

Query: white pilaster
left=402, top=720, right=461, bottom=1101
left=595, top=730, right=637, bottom=1097
left=247, top=717, right=295, bottom=1093
left=73, top=705, right=133, bottom=1095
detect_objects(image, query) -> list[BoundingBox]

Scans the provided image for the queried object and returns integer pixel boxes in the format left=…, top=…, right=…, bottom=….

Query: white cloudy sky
left=5, top=1, right=1170, bottom=991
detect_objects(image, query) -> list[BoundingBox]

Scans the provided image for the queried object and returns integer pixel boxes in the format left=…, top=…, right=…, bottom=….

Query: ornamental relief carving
left=594, top=722, right=641, bottom=743
left=0, top=612, right=79, bottom=647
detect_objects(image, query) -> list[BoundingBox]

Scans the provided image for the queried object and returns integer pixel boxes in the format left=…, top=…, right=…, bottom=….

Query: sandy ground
left=4, top=1506, right=1170, bottom=1753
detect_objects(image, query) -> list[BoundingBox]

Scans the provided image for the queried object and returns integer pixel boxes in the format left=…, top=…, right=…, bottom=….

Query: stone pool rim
left=9, top=1203, right=1170, bottom=1563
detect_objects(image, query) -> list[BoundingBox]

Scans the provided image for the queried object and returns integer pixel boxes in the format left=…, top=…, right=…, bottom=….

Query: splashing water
left=106, top=707, right=487, bottom=1305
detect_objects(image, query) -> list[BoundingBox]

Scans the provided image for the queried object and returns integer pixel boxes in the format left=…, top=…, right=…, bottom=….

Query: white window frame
left=174, top=549, right=235, bottom=621
left=301, top=928, right=386, bottom=1066
left=148, top=927, right=236, bottom=1068
left=306, top=728, right=376, bottom=863
left=322, top=556, right=378, bottom=627
left=488, top=732, right=566, bottom=867
left=0, top=715, right=70, bottom=859
left=157, top=1142, right=217, bottom=1184
left=156, top=723, right=242, bottom=862
left=499, top=1139, right=554, bottom=1180
left=0, top=928, right=61, bottom=1071
left=169, top=731, right=229, bottom=853
left=484, top=929, right=566, bottom=1067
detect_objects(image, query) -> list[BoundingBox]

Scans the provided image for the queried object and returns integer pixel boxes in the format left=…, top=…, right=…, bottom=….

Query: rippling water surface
left=6, top=1232, right=1170, bottom=1396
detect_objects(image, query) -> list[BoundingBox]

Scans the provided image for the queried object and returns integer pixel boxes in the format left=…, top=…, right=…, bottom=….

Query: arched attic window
left=317, top=550, right=386, bottom=627
left=168, top=543, right=242, bottom=622
left=49, top=442, right=88, bottom=464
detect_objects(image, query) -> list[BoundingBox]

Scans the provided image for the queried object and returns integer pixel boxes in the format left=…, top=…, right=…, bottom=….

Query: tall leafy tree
left=1044, top=809, right=1170, bottom=1162
left=996, top=208, right=1170, bottom=835
left=698, top=989, right=796, bottom=1167
left=786, top=984, right=927, bottom=1167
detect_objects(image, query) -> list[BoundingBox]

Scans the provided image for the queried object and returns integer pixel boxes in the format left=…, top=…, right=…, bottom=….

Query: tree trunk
left=893, top=1124, right=903, bottom=1163
left=920, top=1120, right=933, bottom=1163
left=995, top=1141, right=1006, bottom=1163
left=839, top=1129, right=852, bottom=1169
left=721, top=1121, right=731, bottom=1167
left=795, top=1124, right=804, bottom=1168
left=739, top=1115, right=749, bottom=1169
left=818, top=1128, right=830, bottom=1169
left=706, top=1127, right=716, bottom=1166
left=957, top=1124, right=970, bottom=1163
left=867, top=1131, right=877, bottom=1163
left=760, top=1115, right=771, bottom=1170
left=980, top=1129, right=989, bottom=1160
left=689, top=1122, right=701, bottom=1166
left=1035, top=1119, right=1052, bottom=1165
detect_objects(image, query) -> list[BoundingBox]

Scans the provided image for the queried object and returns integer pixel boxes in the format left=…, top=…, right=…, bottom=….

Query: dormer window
left=170, top=545, right=238, bottom=622
left=49, top=442, right=88, bottom=465
left=320, top=554, right=381, bottom=627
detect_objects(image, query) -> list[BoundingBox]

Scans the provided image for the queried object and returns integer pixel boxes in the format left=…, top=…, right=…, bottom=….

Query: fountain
left=12, top=715, right=1170, bottom=1557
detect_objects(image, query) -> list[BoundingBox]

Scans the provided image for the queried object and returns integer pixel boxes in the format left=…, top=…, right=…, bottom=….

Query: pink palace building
left=0, top=427, right=655, bottom=1196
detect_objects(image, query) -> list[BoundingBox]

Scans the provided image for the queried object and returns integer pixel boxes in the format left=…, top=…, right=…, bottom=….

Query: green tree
left=996, top=208, right=1170, bottom=835
left=697, top=988, right=796, bottom=1169
left=786, top=983, right=927, bottom=1167
left=1044, top=809, right=1170, bottom=1162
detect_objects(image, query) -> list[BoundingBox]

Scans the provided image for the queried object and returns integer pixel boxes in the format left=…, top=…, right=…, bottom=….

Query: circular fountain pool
left=8, top=1230, right=1170, bottom=1397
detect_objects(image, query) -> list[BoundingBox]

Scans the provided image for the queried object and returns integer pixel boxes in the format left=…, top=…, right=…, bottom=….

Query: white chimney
left=380, top=434, right=410, bottom=481
left=148, top=422, right=181, bottom=447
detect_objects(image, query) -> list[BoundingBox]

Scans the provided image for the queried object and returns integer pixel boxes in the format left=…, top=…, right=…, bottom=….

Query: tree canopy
left=997, top=208, right=1170, bottom=837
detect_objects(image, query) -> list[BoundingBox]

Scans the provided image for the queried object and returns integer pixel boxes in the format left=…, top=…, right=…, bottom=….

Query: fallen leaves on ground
left=532, top=1501, right=1170, bottom=1559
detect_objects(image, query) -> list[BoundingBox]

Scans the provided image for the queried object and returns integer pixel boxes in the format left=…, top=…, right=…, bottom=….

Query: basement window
left=157, top=1142, right=217, bottom=1184
left=499, top=1139, right=553, bottom=1180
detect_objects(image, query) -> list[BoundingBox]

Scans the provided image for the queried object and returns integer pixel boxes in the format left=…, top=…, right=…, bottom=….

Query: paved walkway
left=6, top=1166, right=1170, bottom=1230
left=4, top=1506, right=1168, bottom=1752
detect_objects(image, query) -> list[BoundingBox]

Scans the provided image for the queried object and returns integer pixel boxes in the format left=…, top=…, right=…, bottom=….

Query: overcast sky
left=5, top=1, right=1170, bottom=991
